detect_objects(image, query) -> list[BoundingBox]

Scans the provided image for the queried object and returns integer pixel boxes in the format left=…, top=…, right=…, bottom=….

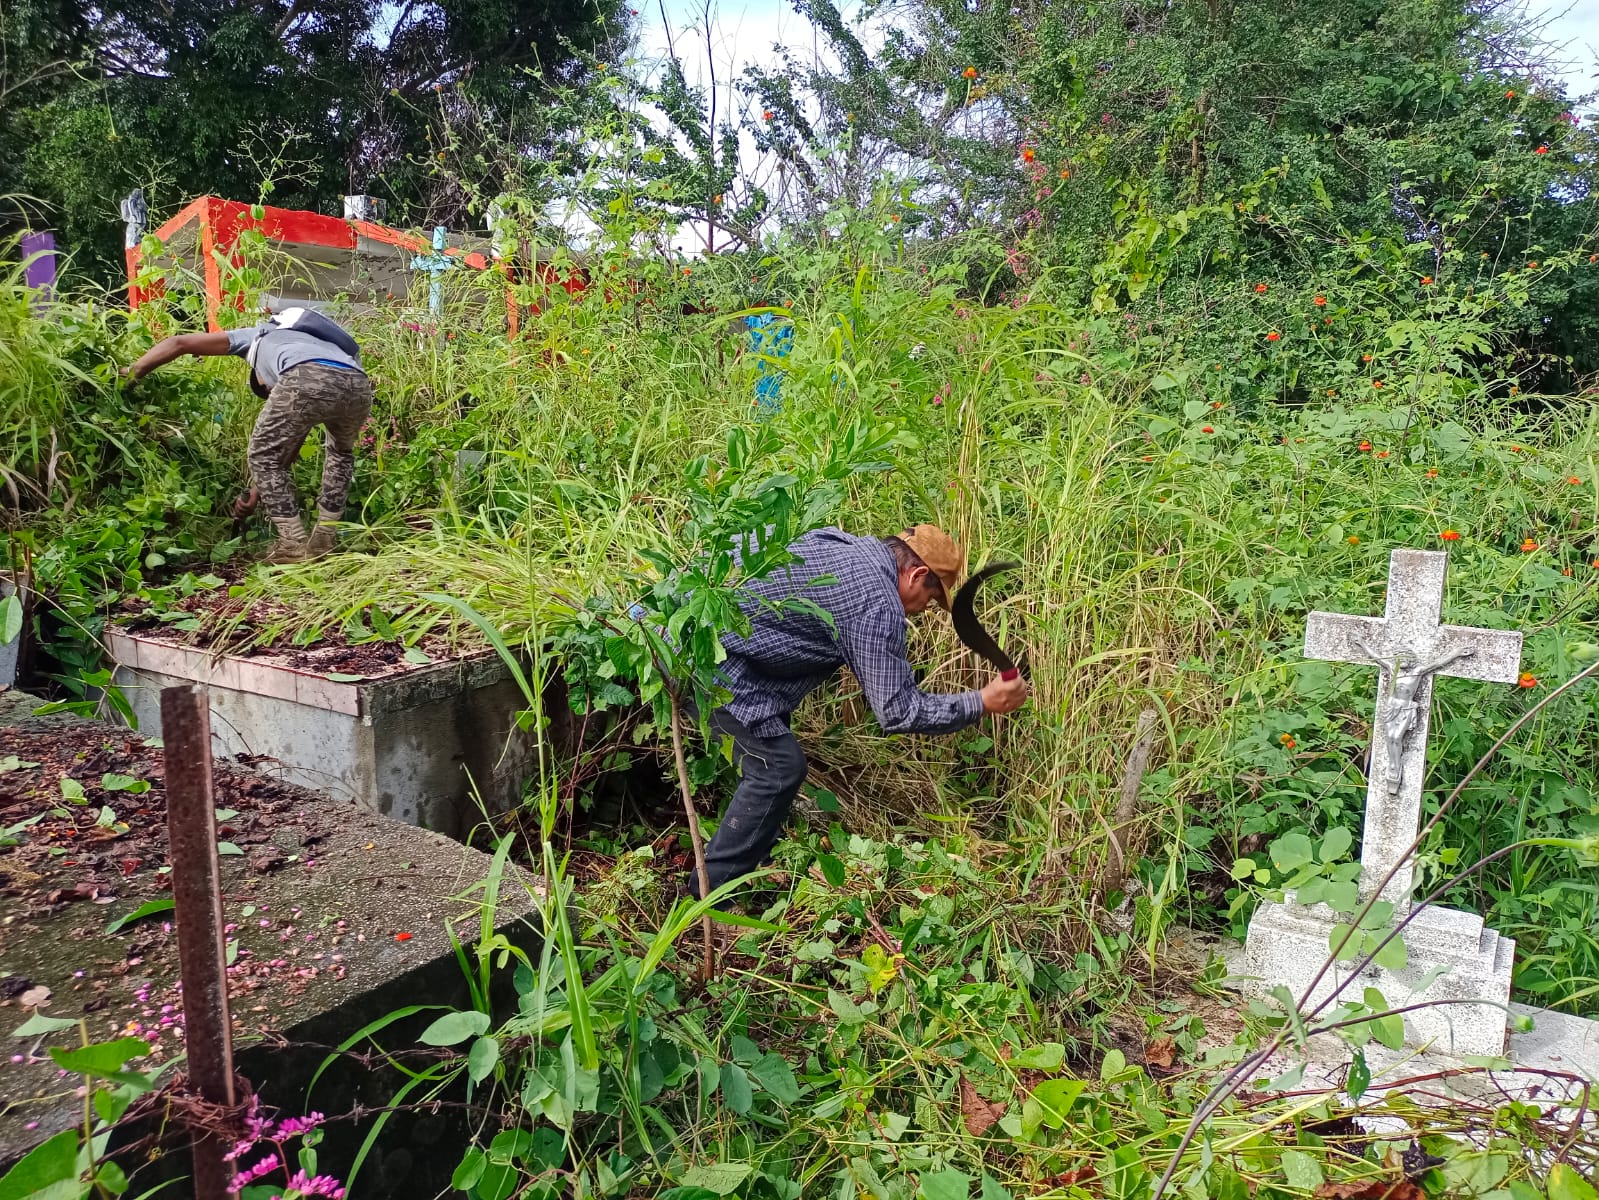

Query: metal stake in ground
left=160, top=685, right=237, bottom=1200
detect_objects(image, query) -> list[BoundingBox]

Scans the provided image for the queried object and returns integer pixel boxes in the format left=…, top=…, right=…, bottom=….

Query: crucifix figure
left=1305, top=549, right=1522, bottom=909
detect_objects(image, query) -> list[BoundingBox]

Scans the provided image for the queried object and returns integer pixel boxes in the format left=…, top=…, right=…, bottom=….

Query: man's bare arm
left=125, top=332, right=234, bottom=380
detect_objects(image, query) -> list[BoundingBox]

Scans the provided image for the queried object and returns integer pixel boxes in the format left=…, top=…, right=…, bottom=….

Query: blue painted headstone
left=746, top=314, right=794, bottom=417
left=410, top=225, right=454, bottom=319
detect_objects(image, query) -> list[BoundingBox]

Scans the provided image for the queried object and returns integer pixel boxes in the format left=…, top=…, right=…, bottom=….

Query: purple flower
left=229, top=1152, right=282, bottom=1190
left=273, top=1112, right=325, bottom=1138
left=283, top=1169, right=346, bottom=1198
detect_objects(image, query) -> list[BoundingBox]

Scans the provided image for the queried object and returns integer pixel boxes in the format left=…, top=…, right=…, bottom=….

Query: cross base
left=1243, top=895, right=1515, bottom=1058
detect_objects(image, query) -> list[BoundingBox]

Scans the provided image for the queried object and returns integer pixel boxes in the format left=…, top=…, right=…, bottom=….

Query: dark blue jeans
left=700, top=708, right=808, bottom=895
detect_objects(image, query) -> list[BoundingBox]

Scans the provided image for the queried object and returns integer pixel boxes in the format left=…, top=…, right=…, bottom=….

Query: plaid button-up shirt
left=717, top=528, right=985, bottom=739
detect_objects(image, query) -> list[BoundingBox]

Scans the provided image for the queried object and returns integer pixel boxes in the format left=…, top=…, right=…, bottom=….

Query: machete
left=950, top=560, right=1021, bottom=680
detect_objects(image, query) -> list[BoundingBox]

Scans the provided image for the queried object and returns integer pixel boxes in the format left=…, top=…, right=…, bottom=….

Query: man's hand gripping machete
left=951, top=561, right=1021, bottom=679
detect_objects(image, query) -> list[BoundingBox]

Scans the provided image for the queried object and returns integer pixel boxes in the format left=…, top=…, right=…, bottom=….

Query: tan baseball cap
left=900, top=524, right=965, bottom=603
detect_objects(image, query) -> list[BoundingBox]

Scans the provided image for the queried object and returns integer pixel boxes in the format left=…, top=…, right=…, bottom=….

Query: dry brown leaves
left=1315, top=1180, right=1424, bottom=1200
left=960, top=1076, right=1007, bottom=1136
left=1144, top=1036, right=1176, bottom=1069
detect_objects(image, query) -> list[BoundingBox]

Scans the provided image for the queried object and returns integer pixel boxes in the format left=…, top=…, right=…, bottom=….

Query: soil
left=109, top=566, right=466, bottom=677
left=0, top=698, right=332, bottom=910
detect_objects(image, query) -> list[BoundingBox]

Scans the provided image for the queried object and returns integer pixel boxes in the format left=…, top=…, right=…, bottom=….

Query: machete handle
left=1001, top=668, right=1020, bottom=681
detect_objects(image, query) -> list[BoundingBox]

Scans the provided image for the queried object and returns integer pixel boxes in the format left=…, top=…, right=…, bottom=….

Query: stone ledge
left=1242, top=894, right=1514, bottom=1058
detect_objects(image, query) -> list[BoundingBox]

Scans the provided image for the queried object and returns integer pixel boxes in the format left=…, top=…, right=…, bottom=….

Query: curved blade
left=950, top=560, right=1021, bottom=677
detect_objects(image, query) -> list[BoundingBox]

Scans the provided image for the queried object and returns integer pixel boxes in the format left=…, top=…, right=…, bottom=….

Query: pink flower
left=284, top=1170, right=347, bottom=1198
left=229, top=1152, right=282, bottom=1191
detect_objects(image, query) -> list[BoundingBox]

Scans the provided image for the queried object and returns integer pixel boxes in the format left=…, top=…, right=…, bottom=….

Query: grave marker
left=1245, top=547, right=1525, bottom=1057
left=1303, top=549, right=1522, bottom=907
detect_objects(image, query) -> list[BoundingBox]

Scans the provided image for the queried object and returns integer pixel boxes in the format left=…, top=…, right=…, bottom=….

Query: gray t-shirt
left=226, top=324, right=363, bottom=390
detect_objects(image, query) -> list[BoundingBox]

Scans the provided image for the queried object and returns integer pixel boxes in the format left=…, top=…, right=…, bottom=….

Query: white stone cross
left=1305, top=549, right=1522, bottom=910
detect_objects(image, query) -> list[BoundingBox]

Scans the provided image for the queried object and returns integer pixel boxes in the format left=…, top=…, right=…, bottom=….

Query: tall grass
left=12, top=230, right=1599, bottom=1009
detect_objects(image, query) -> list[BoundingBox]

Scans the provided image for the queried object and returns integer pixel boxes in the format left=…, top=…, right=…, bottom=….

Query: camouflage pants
left=247, top=364, right=373, bottom=521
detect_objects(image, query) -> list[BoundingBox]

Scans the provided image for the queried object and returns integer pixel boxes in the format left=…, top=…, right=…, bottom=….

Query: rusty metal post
left=160, top=685, right=235, bottom=1200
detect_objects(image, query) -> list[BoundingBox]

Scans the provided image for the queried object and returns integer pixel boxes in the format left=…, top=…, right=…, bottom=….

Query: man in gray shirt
left=126, top=313, right=373, bottom=563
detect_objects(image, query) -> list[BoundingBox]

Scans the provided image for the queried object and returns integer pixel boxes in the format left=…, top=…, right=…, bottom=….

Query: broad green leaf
left=1269, top=832, right=1315, bottom=872
left=59, top=779, right=86, bottom=805
left=0, top=1130, right=79, bottom=1200
left=12, top=1012, right=78, bottom=1037
left=104, top=898, right=175, bottom=935
left=919, top=1169, right=973, bottom=1200
left=50, top=1037, right=148, bottom=1078
left=980, top=1175, right=1014, bottom=1200
left=0, top=756, right=38, bottom=772
left=816, top=853, right=846, bottom=887
left=1281, top=1149, right=1324, bottom=1190
left=217, top=841, right=244, bottom=856
left=325, top=673, right=366, bottom=682
left=1100, top=1048, right=1127, bottom=1080
left=0, top=594, right=22, bottom=645
left=1346, top=1049, right=1370, bottom=1100
left=720, top=1062, right=753, bottom=1114
left=467, top=1035, right=500, bottom=1083
left=1329, top=923, right=1361, bottom=961
left=1550, top=1164, right=1598, bottom=1200
left=748, top=1052, right=800, bottom=1104
left=1011, top=1042, right=1065, bottom=1070
left=1319, top=827, right=1353, bottom=862
left=451, top=1148, right=486, bottom=1191
left=828, top=990, right=866, bottom=1025
left=678, top=1163, right=752, bottom=1196
left=1370, top=932, right=1409, bottom=970
left=1031, top=1078, right=1085, bottom=1128
left=99, top=774, right=148, bottom=794
left=418, top=1010, right=491, bottom=1046
left=1371, top=1012, right=1405, bottom=1050
left=402, top=647, right=432, bottom=665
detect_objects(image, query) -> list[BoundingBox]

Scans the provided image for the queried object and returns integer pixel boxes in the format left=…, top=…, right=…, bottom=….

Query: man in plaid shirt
left=699, top=523, right=1029, bottom=894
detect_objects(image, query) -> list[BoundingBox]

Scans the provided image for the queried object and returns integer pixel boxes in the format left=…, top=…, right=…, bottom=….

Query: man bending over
left=125, top=310, right=372, bottom=564
left=700, top=523, right=1029, bottom=894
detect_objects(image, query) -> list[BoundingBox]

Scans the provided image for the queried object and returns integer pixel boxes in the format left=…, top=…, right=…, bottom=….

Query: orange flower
left=1592, top=255, right=1599, bottom=263
left=1253, top=283, right=1268, bottom=294
left=963, top=66, right=978, bottom=79
left=1569, top=476, right=1582, bottom=485
left=1421, top=276, right=1433, bottom=285
left=1266, top=330, right=1281, bottom=341
left=1060, top=167, right=1071, bottom=179
left=1211, top=400, right=1223, bottom=408
left=1362, top=353, right=1373, bottom=362
left=682, top=266, right=692, bottom=276
left=1372, top=379, right=1384, bottom=388
left=1358, top=440, right=1372, bottom=451
left=395, top=932, right=414, bottom=942
left=714, top=193, right=724, bottom=204
left=1142, top=455, right=1152, bottom=461
left=1426, top=469, right=1439, bottom=478
left=1505, top=89, right=1516, bottom=99
left=1511, top=444, right=1521, bottom=452
left=1326, top=388, right=1336, bottom=396
left=1528, top=261, right=1539, bottom=269
left=1202, top=425, right=1215, bottom=433
left=1535, top=145, right=1549, bottom=154
left=1518, top=672, right=1538, bottom=689
left=1521, top=538, right=1539, bottom=552
left=763, top=109, right=774, bottom=120
left=1347, top=535, right=1361, bottom=545
left=1377, top=450, right=1390, bottom=459
left=1313, top=295, right=1327, bottom=306
left=1021, top=146, right=1036, bottom=162
left=1440, top=529, right=1460, bottom=541
left=1563, top=567, right=1573, bottom=576
left=1279, top=734, right=1297, bottom=748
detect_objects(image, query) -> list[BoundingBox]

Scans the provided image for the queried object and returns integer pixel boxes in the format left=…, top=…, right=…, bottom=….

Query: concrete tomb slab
left=0, top=690, right=541, bottom=1196
left=105, top=629, right=551, bottom=839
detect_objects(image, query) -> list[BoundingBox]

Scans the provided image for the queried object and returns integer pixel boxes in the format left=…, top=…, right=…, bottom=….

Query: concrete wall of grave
left=105, top=633, right=573, bottom=839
